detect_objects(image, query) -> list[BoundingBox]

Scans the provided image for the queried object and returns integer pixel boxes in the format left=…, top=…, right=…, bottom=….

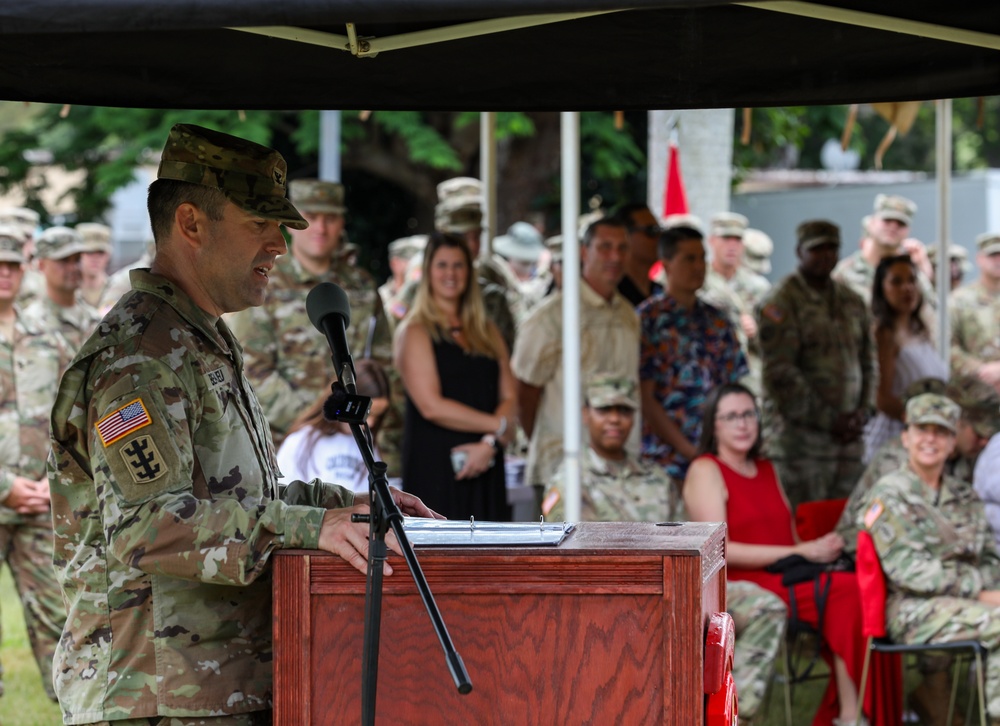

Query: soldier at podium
left=47, top=124, right=439, bottom=726
left=543, top=373, right=786, bottom=723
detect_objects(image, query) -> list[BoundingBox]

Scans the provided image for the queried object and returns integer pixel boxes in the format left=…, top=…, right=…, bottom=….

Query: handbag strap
left=785, top=571, right=833, bottom=683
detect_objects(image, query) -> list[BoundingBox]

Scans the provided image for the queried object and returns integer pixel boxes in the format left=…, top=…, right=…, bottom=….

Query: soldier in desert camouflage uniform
left=0, top=224, right=70, bottom=702
left=757, top=220, right=875, bottom=508
left=24, top=226, right=101, bottom=352
left=861, top=393, right=1000, bottom=725
left=227, top=178, right=398, bottom=462
left=950, top=232, right=1000, bottom=392
left=47, top=124, right=436, bottom=726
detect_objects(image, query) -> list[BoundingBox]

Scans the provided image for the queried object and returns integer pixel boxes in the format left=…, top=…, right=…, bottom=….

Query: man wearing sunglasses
left=616, top=202, right=664, bottom=307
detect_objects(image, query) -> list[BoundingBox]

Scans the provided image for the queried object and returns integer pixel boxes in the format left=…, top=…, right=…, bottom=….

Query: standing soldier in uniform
left=47, top=124, right=437, bottom=725
left=758, top=220, right=875, bottom=508
left=378, top=234, right=426, bottom=333
left=24, top=226, right=101, bottom=352
left=950, top=232, right=1000, bottom=393
left=0, top=224, right=70, bottom=702
left=228, top=179, right=397, bottom=461
left=1, top=206, right=46, bottom=306
left=861, top=393, right=1000, bottom=726
left=75, top=222, right=113, bottom=310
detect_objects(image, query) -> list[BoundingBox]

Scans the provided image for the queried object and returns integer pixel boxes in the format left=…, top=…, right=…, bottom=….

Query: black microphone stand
left=324, top=383, right=472, bottom=725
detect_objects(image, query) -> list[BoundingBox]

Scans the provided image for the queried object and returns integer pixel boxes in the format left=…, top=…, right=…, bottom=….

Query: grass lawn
left=0, top=564, right=63, bottom=726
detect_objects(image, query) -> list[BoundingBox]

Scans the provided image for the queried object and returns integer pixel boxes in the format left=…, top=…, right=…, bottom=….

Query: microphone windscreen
left=306, top=282, right=352, bottom=332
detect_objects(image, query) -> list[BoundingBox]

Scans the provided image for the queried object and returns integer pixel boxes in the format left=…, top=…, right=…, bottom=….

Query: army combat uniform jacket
left=49, top=270, right=355, bottom=724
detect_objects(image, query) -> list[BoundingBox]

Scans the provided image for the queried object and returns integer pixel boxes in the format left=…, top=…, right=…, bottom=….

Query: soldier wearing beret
left=950, top=232, right=1000, bottom=394
left=0, top=224, right=70, bottom=703
left=48, top=124, right=438, bottom=725
left=860, top=393, right=1000, bottom=725
left=757, top=220, right=875, bottom=508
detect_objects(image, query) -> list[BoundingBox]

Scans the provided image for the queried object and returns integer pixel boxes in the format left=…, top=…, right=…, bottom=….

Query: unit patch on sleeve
left=96, top=398, right=152, bottom=447
left=119, top=434, right=169, bottom=484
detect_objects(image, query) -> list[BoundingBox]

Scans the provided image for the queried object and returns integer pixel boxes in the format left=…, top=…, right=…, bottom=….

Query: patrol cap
left=975, top=232, right=1000, bottom=256
left=0, top=224, right=26, bottom=264
left=946, top=375, right=1000, bottom=438
left=387, top=235, right=427, bottom=261
left=0, top=207, right=40, bottom=240
left=545, top=234, right=563, bottom=263
left=493, top=221, right=544, bottom=263
left=662, top=213, right=704, bottom=235
left=157, top=123, right=307, bottom=230
left=35, top=226, right=87, bottom=260
left=76, top=222, right=112, bottom=254
left=289, top=179, right=346, bottom=215
left=435, top=195, right=482, bottom=234
left=927, top=243, right=972, bottom=274
left=585, top=373, right=637, bottom=410
left=743, top=228, right=773, bottom=274
left=905, top=393, right=960, bottom=434
left=874, top=193, right=917, bottom=225
left=710, top=212, right=748, bottom=239
left=437, top=177, right=482, bottom=202
left=796, top=220, right=840, bottom=251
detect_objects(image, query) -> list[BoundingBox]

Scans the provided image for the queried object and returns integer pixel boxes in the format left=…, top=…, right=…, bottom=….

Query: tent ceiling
left=1, top=1, right=999, bottom=110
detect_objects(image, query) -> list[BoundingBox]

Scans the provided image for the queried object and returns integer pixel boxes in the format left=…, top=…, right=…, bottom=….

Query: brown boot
left=911, top=670, right=964, bottom=726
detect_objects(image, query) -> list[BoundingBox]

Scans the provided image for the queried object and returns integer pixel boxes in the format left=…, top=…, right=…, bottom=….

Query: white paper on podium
left=402, top=518, right=573, bottom=546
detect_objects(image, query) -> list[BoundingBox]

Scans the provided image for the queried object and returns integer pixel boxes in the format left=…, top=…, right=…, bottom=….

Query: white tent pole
left=561, top=112, right=582, bottom=523
left=480, top=112, right=497, bottom=257
left=319, top=110, right=341, bottom=182
left=936, top=99, right=952, bottom=353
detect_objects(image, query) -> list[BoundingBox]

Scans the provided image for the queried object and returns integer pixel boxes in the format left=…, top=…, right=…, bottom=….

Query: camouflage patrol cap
left=797, top=220, right=840, bottom=250
left=157, top=123, right=307, bottom=230
left=387, top=235, right=427, bottom=261
left=435, top=195, right=483, bottom=234
left=289, top=178, right=346, bottom=215
left=905, top=393, right=960, bottom=433
left=0, top=207, right=40, bottom=240
left=946, top=375, right=1000, bottom=438
left=35, top=226, right=86, bottom=260
left=709, top=212, right=748, bottom=239
left=437, top=177, right=482, bottom=202
left=927, top=243, right=972, bottom=274
left=493, top=221, right=544, bottom=263
left=663, top=213, right=704, bottom=235
left=975, top=232, right=1000, bottom=256
left=743, top=228, right=773, bottom=274
left=585, top=373, right=638, bottom=410
left=874, top=193, right=917, bottom=225
left=545, top=234, right=563, bottom=263
left=0, top=224, right=26, bottom=264
left=76, top=222, right=112, bottom=253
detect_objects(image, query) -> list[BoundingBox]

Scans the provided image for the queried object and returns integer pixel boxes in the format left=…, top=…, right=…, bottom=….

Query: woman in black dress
left=393, top=231, right=515, bottom=521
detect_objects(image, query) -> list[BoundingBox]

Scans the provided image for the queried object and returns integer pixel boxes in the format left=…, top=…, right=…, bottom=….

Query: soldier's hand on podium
left=318, top=504, right=400, bottom=575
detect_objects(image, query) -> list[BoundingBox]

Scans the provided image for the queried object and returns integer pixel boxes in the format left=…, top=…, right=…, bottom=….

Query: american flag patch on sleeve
left=96, top=398, right=152, bottom=447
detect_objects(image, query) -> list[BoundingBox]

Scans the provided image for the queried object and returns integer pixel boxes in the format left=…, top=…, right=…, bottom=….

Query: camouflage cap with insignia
left=35, top=226, right=86, bottom=260
left=76, top=222, right=112, bottom=254
left=585, top=373, right=638, bottom=410
left=437, top=177, right=482, bottom=202
left=874, top=193, right=917, bottom=225
left=975, top=232, right=1000, bottom=256
left=663, top=213, right=704, bottom=235
left=709, top=212, right=748, bottom=239
left=387, top=234, right=427, bottom=261
left=797, top=219, right=840, bottom=250
left=157, top=123, right=307, bottom=230
left=0, top=207, right=40, bottom=240
left=946, top=374, right=1000, bottom=438
left=743, top=228, right=773, bottom=274
left=289, top=178, right=346, bottom=216
left=0, top=224, right=26, bottom=264
left=493, top=221, right=544, bottom=263
left=435, top=195, right=483, bottom=234
left=905, top=393, right=960, bottom=434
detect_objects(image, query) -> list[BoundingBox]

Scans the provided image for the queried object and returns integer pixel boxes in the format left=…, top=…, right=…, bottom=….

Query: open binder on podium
left=402, top=517, right=573, bottom=546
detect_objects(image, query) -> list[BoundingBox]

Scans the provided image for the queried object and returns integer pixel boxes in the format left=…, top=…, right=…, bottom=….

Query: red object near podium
left=273, top=521, right=727, bottom=725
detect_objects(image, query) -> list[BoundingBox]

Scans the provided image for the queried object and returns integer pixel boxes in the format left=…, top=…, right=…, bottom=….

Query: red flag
left=651, top=139, right=690, bottom=281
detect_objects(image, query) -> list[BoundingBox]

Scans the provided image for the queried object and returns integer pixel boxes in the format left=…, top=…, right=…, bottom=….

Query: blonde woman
left=393, top=232, right=516, bottom=520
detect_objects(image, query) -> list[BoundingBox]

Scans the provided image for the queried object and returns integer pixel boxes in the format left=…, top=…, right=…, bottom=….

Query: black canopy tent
left=0, top=1, right=999, bottom=110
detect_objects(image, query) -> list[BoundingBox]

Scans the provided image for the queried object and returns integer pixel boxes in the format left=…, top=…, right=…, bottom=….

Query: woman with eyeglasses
left=684, top=382, right=871, bottom=726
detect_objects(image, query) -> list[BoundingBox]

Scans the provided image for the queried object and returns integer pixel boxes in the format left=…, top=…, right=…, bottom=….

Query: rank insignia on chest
left=119, top=434, right=168, bottom=484
left=864, top=499, right=884, bottom=529
left=96, top=398, right=152, bottom=447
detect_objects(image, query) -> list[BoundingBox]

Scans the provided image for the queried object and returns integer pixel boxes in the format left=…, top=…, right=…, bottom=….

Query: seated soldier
left=861, top=393, right=1000, bottom=726
left=544, top=374, right=786, bottom=724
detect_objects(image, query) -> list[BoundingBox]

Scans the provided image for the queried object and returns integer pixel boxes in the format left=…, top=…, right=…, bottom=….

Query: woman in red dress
left=684, top=382, right=869, bottom=726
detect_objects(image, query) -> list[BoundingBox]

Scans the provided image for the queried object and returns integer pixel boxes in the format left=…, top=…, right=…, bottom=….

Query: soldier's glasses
left=716, top=410, right=759, bottom=425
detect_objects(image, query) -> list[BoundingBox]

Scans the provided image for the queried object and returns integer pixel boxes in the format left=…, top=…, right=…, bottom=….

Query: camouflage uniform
left=76, top=222, right=113, bottom=309
left=726, top=579, right=787, bottom=721
left=700, top=266, right=770, bottom=395
left=0, top=255, right=72, bottom=701
left=950, top=278, right=1000, bottom=379
left=99, top=248, right=153, bottom=313
left=862, top=464, right=1000, bottom=720
left=832, top=249, right=937, bottom=309
left=757, top=269, right=875, bottom=508
left=49, top=269, right=357, bottom=724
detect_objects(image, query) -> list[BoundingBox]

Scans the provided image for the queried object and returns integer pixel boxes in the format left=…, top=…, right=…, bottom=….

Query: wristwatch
left=481, top=434, right=497, bottom=448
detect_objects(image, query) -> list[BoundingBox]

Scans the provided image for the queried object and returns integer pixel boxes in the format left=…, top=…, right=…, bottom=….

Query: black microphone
left=306, top=282, right=357, bottom=394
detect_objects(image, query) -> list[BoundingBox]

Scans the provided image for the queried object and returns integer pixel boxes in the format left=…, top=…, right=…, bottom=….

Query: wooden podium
left=273, top=521, right=727, bottom=725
